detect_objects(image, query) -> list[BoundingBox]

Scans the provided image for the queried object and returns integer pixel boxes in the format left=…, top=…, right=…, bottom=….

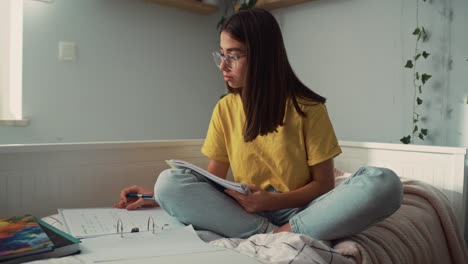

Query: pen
left=126, top=193, right=154, bottom=199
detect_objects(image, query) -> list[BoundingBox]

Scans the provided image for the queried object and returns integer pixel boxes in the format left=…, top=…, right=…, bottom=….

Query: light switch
left=58, top=41, right=76, bottom=61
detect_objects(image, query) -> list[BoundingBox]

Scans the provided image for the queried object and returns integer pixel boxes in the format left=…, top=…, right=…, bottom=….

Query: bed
left=0, top=139, right=466, bottom=263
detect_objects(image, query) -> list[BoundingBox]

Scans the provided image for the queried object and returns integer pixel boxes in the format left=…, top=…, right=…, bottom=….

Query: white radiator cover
left=0, top=140, right=466, bottom=236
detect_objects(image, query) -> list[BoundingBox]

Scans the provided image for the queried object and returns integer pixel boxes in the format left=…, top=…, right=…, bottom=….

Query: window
left=0, top=0, right=28, bottom=126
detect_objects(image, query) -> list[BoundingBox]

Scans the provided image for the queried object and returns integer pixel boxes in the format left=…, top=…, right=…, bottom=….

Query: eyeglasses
left=212, top=51, right=246, bottom=70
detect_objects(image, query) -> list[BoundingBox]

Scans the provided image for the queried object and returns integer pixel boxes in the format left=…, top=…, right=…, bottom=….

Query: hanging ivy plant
left=400, top=0, right=431, bottom=144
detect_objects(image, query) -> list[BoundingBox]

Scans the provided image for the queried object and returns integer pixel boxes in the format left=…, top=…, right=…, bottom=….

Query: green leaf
left=421, top=128, right=428, bottom=136
left=419, top=85, right=422, bottom=94
left=414, top=53, right=421, bottom=61
left=248, top=0, right=257, bottom=8
left=238, top=0, right=257, bottom=10
left=421, top=27, right=427, bottom=41
left=419, top=133, right=424, bottom=140
left=412, top=28, right=421, bottom=35
left=405, top=60, right=413, bottom=68
left=422, top=51, right=430, bottom=58
left=239, top=3, right=249, bottom=10
left=413, top=125, right=418, bottom=133
left=400, top=136, right=411, bottom=144
left=417, top=97, right=423, bottom=105
left=421, top=73, right=432, bottom=84
left=416, top=72, right=420, bottom=80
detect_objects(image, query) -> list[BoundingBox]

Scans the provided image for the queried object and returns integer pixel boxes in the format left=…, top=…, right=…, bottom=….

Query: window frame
left=0, top=0, right=29, bottom=126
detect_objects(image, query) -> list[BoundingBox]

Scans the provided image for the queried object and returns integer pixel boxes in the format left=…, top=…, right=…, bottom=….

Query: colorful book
left=0, top=216, right=81, bottom=264
left=0, top=215, right=54, bottom=262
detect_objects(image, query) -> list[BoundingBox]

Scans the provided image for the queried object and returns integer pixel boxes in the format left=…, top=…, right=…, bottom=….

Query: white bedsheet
left=210, top=232, right=356, bottom=264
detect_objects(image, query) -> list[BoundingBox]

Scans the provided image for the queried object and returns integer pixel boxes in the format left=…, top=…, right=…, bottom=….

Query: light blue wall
left=271, top=0, right=468, bottom=240
left=273, top=0, right=468, bottom=148
left=0, top=0, right=466, bottom=148
left=0, top=0, right=224, bottom=144
left=446, top=0, right=468, bottom=148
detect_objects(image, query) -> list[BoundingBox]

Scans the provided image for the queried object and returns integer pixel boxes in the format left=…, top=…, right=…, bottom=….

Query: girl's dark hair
left=221, top=8, right=326, bottom=142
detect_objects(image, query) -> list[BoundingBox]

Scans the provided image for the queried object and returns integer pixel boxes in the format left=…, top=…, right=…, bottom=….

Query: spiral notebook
left=166, top=159, right=250, bottom=194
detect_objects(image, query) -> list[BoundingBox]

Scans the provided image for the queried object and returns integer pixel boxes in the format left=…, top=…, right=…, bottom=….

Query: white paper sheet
left=77, top=225, right=225, bottom=263
left=58, top=207, right=184, bottom=238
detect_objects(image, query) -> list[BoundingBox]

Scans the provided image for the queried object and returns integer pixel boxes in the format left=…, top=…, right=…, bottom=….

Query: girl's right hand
left=114, top=185, right=159, bottom=210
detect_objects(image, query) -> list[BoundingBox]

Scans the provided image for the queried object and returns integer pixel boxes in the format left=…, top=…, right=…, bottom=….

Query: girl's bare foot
left=273, top=223, right=292, bottom=233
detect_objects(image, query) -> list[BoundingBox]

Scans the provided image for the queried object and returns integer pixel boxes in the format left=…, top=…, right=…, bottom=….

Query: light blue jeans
left=154, top=166, right=403, bottom=240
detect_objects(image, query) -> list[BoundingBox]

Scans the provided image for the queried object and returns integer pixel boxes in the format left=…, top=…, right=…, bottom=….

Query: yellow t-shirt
left=201, top=93, right=342, bottom=193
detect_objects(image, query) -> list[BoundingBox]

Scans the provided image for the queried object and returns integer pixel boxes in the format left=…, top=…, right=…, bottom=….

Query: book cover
left=0, top=215, right=54, bottom=261
left=0, top=217, right=81, bottom=264
left=32, top=218, right=81, bottom=261
left=165, top=159, right=251, bottom=194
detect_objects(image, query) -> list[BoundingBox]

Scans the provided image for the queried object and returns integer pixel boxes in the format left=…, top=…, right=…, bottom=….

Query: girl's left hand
left=225, top=184, right=276, bottom=212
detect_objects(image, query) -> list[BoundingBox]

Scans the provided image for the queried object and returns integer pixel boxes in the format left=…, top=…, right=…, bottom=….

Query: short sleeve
left=303, top=104, right=342, bottom=166
left=201, top=102, right=230, bottom=163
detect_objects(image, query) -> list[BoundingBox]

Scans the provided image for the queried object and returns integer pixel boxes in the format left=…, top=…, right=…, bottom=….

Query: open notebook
left=166, top=159, right=250, bottom=194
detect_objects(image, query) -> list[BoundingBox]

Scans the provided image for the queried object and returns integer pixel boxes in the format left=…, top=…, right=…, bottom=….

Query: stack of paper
left=77, top=225, right=224, bottom=263
left=59, top=208, right=224, bottom=263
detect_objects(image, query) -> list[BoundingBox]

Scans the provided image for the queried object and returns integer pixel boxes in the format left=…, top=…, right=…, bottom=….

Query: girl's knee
left=154, top=169, right=191, bottom=204
left=364, top=166, right=403, bottom=210
left=155, top=169, right=174, bottom=193
left=373, top=167, right=402, bottom=193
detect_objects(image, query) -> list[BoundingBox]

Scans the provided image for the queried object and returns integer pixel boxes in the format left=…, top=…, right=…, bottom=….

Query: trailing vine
left=401, top=0, right=432, bottom=144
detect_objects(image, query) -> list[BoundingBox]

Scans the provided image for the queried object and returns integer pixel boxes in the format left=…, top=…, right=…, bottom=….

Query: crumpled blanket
left=334, top=178, right=468, bottom=264
left=210, top=232, right=355, bottom=264
left=209, top=178, right=468, bottom=264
